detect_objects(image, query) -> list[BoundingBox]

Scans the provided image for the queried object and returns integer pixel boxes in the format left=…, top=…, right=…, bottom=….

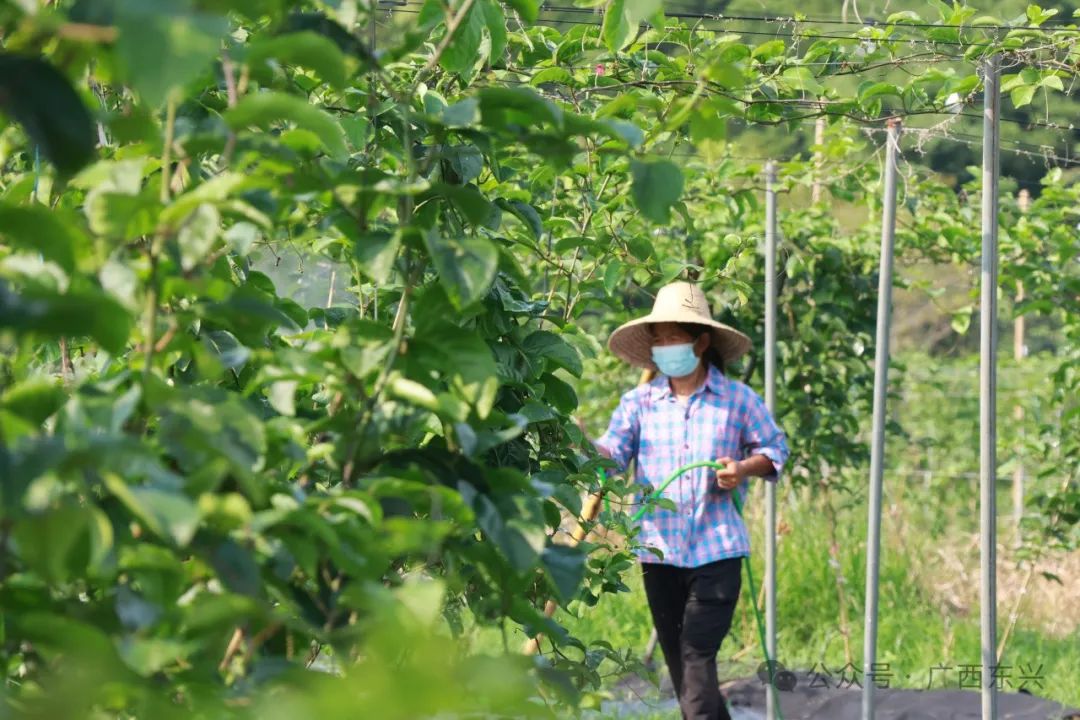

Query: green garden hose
left=602, top=460, right=784, bottom=719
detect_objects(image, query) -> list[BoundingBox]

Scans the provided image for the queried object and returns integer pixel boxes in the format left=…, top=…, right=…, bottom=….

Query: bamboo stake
left=522, top=367, right=655, bottom=655
left=1012, top=189, right=1030, bottom=545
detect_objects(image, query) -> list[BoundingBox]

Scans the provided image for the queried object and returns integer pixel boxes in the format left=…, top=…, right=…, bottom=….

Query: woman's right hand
left=714, top=456, right=744, bottom=490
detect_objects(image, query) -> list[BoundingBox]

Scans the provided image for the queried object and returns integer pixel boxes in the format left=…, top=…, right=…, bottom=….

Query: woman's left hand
left=714, top=456, right=744, bottom=490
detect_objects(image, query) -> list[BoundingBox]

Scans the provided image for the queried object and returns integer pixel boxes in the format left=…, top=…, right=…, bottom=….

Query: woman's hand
left=714, top=456, right=745, bottom=490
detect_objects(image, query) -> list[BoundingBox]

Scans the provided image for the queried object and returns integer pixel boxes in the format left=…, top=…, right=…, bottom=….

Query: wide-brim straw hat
left=608, top=281, right=752, bottom=370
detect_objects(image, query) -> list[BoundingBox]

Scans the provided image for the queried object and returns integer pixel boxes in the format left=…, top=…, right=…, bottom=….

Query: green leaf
left=602, top=0, right=631, bottom=52
left=224, top=92, right=348, bottom=159
left=541, top=373, right=578, bottom=414
left=542, top=544, right=586, bottom=601
left=600, top=119, right=645, bottom=148
left=395, top=579, right=447, bottom=626
left=419, top=325, right=499, bottom=417
left=246, top=30, right=348, bottom=89
left=752, top=39, right=786, bottom=60
left=885, top=10, right=923, bottom=24
left=84, top=189, right=160, bottom=240
left=423, top=229, right=498, bottom=308
left=434, top=184, right=498, bottom=228
left=1010, top=84, right=1037, bottom=108
left=205, top=283, right=301, bottom=346
left=630, top=159, right=684, bottom=224
left=439, top=3, right=484, bottom=74
left=341, top=115, right=369, bottom=151
left=480, top=0, right=507, bottom=65
left=530, top=67, right=573, bottom=86
left=0, top=281, right=132, bottom=355
left=349, top=229, right=401, bottom=284
left=0, top=54, right=96, bottom=175
left=1, top=378, right=66, bottom=425
left=268, top=380, right=297, bottom=416
left=703, top=60, right=744, bottom=90
left=782, top=66, right=822, bottom=94
left=204, top=330, right=250, bottom=371
left=14, top=614, right=124, bottom=669
left=441, top=98, right=480, bottom=127
left=0, top=203, right=83, bottom=273
left=13, top=505, right=107, bottom=584
left=501, top=518, right=546, bottom=571
left=389, top=376, right=440, bottom=411
left=689, top=108, right=726, bottom=145
left=523, top=330, right=583, bottom=377
left=1026, top=4, right=1058, bottom=25
left=280, top=12, right=378, bottom=66
left=118, top=637, right=194, bottom=676
left=1040, top=74, right=1064, bottom=92
left=444, top=144, right=485, bottom=184
left=498, top=199, right=543, bottom=238
left=114, top=0, right=229, bottom=107
left=951, top=305, right=973, bottom=335
left=858, top=81, right=903, bottom=104
left=603, top=0, right=661, bottom=52
left=477, top=87, right=563, bottom=129
left=504, top=0, right=538, bottom=23
left=417, top=0, right=445, bottom=28
left=103, top=474, right=201, bottom=547
left=177, top=204, right=221, bottom=272
left=1001, top=71, right=1033, bottom=92
left=603, top=260, right=625, bottom=295
left=209, top=539, right=262, bottom=597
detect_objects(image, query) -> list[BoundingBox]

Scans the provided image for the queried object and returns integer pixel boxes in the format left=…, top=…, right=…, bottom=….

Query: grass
left=552, top=483, right=1080, bottom=716
left=465, top=352, right=1078, bottom=716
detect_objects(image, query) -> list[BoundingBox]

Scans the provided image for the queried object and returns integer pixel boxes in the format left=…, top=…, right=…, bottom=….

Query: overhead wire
left=494, top=72, right=1078, bottom=140
left=387, top=3, right=1077, bottom=65
left=381, top=3, right=1080, bottom=170
left=388, top=6, right=1004, bottom=47
left=535, top=4, right=1080, bottom=34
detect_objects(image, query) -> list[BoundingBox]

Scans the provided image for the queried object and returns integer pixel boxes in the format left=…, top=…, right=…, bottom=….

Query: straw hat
left=608, top=282, right=752, bottom=370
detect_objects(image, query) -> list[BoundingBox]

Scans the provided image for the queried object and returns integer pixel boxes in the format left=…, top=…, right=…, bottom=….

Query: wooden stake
left=812, top=116, right=826, bottom=204
left=1013, top=189, right=1030, bottom=544
left=522, top=368, right=655, bottom=655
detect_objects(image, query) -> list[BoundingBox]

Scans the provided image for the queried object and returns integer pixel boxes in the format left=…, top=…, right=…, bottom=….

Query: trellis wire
left=536, top=5, right=1080, bottom=33
left=387, top=5, right=1080, bottom=50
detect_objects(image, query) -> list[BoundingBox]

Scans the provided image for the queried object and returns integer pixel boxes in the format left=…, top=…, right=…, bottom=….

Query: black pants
left=641, top=557, right=742, bottom=720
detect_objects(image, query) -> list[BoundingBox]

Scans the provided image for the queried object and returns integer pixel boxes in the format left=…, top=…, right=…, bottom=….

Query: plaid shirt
left=596, top=364, right=789, bottom=568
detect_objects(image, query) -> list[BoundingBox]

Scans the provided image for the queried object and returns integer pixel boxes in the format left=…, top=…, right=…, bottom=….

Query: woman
left=583, top=281, right=789, bottom=720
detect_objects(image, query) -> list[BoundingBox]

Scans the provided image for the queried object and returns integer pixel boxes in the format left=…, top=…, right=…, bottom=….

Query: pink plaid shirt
left=596, top=364, right=789, bottom=568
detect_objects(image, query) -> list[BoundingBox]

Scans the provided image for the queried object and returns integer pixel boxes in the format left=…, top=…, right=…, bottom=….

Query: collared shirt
left=596, top=364, right=790, bottom=568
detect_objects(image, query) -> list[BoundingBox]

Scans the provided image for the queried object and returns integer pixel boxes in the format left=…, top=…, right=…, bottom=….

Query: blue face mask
left=651, top=342, right=700, bottom=378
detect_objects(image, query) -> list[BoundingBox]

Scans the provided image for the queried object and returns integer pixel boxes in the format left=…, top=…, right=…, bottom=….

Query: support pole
left=1013, top=189, right=1030, bottom=543
left=861, top=118, right=900, bottom=720
left=979, top=56, right=1001, bottom=720
left=763, top=161, right=778, bottom=720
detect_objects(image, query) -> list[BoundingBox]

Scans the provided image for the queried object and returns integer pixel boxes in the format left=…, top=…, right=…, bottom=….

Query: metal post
left=979, top=55, right=1001, bottom=720
left=1013, top=189, right=1030, bottom=543
left=763, top=161, right=778, bottom=720
left=861, top=118, right=901, bottom=720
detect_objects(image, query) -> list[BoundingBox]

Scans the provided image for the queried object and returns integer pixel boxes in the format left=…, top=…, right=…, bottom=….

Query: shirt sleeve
left=741, top=389, right=789, bottom=482
left=594, top=389, right=641, bottom=474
